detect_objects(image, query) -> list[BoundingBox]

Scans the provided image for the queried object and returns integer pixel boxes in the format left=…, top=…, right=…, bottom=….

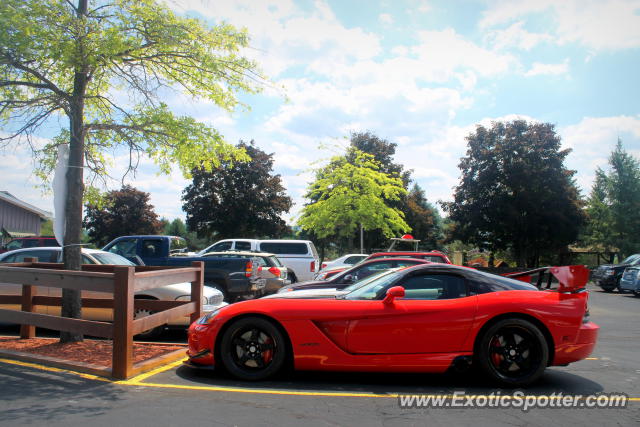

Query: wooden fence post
left=19, top=257, right=38, bottom=339
left=190, top=261, right=204, bottom=324
left=112, top=266, right=135, bottom=379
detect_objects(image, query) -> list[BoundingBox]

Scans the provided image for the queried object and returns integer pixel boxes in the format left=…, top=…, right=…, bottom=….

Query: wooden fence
left=0, top=259, right=204, bottom=379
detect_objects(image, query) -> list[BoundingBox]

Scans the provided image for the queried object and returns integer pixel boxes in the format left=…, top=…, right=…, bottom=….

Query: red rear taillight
left=268, top=267, right=281, bottom=277
left=310, top=261, right=315, bottom=272
left=245, top=261, right=253, bottom=277
left=321, top=262, right=327, bottom=269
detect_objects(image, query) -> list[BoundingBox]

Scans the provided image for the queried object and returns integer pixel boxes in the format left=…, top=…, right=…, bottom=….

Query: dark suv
left=0, top=237, right=59, bottom=254
left=592, top=254, right=640, bottom=292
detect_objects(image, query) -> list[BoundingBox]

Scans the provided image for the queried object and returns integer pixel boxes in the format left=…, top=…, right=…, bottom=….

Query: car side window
left=353, top=261, right=393, bottom=280
left=397, top=273, right=467, bottom=300
left=10, top=250, right=56, bottom=263
left=6, top=240, right=23, bottom=250
left=108, top=239, right=138, bottom=257
left=395, top=260, right=420, bottom=268
left=211, top=241, right=233, bottom=251
left=82, top=255, right=96, bottom=264
left=345, top=256, right=363, bottom=264
left=235, top=241, right=252, bottom=251
left=141, top=239, right=162, bottom=257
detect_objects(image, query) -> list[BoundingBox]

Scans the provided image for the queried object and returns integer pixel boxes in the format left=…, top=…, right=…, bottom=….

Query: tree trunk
left=60, top=0, right=88, bottom=343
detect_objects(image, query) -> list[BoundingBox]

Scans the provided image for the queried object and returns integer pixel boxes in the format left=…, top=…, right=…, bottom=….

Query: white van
left=198, top=239, right=319, bottom=282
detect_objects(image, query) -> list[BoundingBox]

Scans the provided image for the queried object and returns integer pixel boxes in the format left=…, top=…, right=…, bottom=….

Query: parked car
left=277, top=257, right=431, bottom=293
left=186, top=264, right=598, bottom=386
left=197, top=239, right=320, bottom=282
left=102, top=235, right=266, bottom=302
left=0, top=236, right=59, bottom=254
left=592, top=254, right=640, bottom=292
left=201, top=251, right=290, bottom=294
left=264, top=268, right=402, bottom=300
left=0, top=247, right=226, bottom=338
left=319, top=253, right=368, bottom=272
left=619, top=266, right=640, bottom=296
left=365, top=251, right=452, bottom=264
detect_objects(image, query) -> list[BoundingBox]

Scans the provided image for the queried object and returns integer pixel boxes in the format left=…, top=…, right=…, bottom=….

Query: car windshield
left=343, top=270, right=404, bottom=300
left=91, top=252, right=136, bottom=266
left=621, top=254, right=640, bottom=265
left=341, top=268, right=402, bottom=293
left=269, top=256, right=284, bottom=267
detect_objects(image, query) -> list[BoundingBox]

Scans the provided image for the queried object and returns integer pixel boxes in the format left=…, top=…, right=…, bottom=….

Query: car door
left=0, top=249, right=57, bottom=314
left=105, top=237, right=139, bottom=264
left=345, top=272, right=477, bottom=354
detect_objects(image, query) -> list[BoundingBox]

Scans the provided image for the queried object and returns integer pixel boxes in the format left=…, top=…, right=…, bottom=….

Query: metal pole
left=360, top=224, right=364, bottom=254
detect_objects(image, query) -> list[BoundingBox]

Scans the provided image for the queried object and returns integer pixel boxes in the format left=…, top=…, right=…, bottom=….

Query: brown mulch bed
left=0, top=336, right=185, bottom=368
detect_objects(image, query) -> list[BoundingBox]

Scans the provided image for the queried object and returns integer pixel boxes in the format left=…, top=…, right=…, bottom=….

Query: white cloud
left=524, top=59, right=570, bottom=77
left=480, top=0, right=640, bottom=51
left=167, top=0, right=381, bottom=77
left=410, top=29, right=518, bottom=81
left=379, top=13, right=394, bottom=25
left=560, top=115, right=640, bottom=193
left=485, top=21, right=554, bottom=51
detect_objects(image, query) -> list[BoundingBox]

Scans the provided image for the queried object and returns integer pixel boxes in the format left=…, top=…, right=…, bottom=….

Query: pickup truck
left=102, top=235, right=265, bottom=301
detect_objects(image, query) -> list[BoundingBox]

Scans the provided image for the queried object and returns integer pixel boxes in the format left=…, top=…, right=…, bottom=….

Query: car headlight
left=196, top=309, right=220, bottom=325
left=605, top=269, right=615, bottom=276
left=175, top=295, right=209, bottom=305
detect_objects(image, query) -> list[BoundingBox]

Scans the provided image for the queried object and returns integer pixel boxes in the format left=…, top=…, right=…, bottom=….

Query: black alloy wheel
left=477, top=318, right=548, bottom=387
left=220, top=316, right=287, bottom=380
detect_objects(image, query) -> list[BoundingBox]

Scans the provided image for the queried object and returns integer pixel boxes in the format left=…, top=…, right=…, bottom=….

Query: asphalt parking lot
left=0, top=282, right=639, bottom=426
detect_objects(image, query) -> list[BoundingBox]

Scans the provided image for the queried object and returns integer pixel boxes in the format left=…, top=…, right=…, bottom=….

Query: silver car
left=619, top=266, right=640, bottom=296
left=0, top=247, right=226, bottom=337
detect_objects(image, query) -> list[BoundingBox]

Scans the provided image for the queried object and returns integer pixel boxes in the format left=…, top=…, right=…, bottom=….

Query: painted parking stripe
left=3, top=357, right=637, bottom=402
left=0, top=357, right=110, bottom=382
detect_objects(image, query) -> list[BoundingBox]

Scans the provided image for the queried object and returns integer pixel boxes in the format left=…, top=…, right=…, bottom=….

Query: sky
left=2, top=0, right=640, bottom=225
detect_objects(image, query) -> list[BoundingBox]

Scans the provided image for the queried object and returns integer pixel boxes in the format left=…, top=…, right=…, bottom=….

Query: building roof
left=0, top=191, right=52, bottom=219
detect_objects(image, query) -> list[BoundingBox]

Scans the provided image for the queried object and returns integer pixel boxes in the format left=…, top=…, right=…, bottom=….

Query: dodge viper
left=186, top=264, right=598, bottom=386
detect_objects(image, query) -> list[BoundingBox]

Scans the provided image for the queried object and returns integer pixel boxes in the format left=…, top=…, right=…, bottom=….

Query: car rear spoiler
left=504, top=265, right=590, bottom=292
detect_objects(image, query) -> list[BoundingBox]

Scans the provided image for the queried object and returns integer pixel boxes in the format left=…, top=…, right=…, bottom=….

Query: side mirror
left=383, top=286, right=405, bottom=305
left=343, top=274, right=354, bottom=283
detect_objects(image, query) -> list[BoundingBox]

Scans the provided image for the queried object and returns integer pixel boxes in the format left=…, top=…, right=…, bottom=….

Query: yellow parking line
left=0, top=358, right=110, bottom=382
left=116, top=358, right=187, bottom=385
left=4, top=357, right=638, bottom=402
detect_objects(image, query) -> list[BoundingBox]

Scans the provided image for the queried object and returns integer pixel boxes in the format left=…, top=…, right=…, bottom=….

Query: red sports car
left=186, top=264, right=598, bottom=386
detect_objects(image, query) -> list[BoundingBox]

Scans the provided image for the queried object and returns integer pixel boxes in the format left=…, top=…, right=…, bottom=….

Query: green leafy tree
left=83, top=185, right=162, bottom=246
left=584, top=140, right=640, bottom=257
left=442, top=120, right=584, bottom=267
left=0, top=0, right=265, bottom=341
left=298, top=147, right=409, bottom=250
left=163, top=218, right=188, bottom=238
left=183, top=141, right=292, bottom=240
left=402, top=184, right=443, bottom=250
left=344, top=132, right=414, bottom=251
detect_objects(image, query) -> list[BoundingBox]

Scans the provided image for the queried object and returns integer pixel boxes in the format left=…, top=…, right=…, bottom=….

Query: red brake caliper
left=262, top=337, right=273, bottom=364
left=490, top=337, right=503, bottom=366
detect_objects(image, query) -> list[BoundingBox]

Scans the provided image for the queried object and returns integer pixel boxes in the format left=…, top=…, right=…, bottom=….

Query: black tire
left=476, top=318, right=549, bottom=387
left=287, top=269, right=297, bottom=284
left=133, top=297, right=164, bottom=340
left=219, top=316, right=287, bottom=381
left=634, top=291, right=640, bottom=298
left=600, top=284, right=616, bottom=292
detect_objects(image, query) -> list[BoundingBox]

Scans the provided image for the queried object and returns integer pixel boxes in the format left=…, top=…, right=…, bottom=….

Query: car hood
left=263, top=288, right=348, bottom=299
left=278, top=279, right=334, bottom=293
left=160, top=282, right=219, bottom=298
